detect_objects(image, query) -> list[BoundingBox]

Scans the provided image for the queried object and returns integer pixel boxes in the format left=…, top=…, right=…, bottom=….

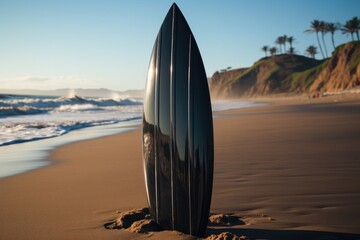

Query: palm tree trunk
left=284, top=43, right=287, bottom=53
left=322, top=33, right=328, bottom=58
left=331, top=34, right=336, bottom=50
left=316, top=33, right=325, bottom=58
left=351, top=33, right=354, bottom=41
left=356, top=31, right=359, bottom=41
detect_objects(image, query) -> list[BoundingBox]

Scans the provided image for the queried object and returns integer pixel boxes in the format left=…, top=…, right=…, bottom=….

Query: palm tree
left=326, top=22, right=340, bottom=50
left=305, top=20, right=325, bottom=58
left=306, top=45, right=318, bottom=59
left=283, top=35, right=288, bottom=53
left=275, top=36, right=283, bottom=54
left=342, top=20, right=355, bottom=41
left=353, top=17, right=360, bottom=40
left=261, top=45, right=269, bottom=57
left=287, top=47, right=296, bottom=55
left=287, top=36, right=295, bottom=49
left=319, top=21, right=328, bottom=58
left=269, top=47, right=277, bottom=56
left=342, top=17, right=360, bottom=41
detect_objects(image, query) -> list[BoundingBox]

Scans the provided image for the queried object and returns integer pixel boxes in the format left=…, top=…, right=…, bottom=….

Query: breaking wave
left=0, top=95, right=142, bottom=117
left=0, top=94, right=143, bottom=146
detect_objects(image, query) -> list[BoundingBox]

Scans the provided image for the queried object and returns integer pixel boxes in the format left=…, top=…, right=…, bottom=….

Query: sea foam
left=0, top=94, right=143, bottom=146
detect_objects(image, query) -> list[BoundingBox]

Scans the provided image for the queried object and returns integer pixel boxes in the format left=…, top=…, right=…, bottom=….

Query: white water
left=0, top=94, right=142, bottom=146
left=0, top=121, right=140, bottom=179
left=212, top=100, right=265, bottom=112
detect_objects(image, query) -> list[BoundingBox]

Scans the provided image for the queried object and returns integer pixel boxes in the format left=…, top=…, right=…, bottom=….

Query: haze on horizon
left=0, top=0, right=359, bottom=92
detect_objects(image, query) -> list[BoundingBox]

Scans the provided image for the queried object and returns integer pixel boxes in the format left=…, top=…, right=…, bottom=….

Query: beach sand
left=1, top=95, right=360, bottom=240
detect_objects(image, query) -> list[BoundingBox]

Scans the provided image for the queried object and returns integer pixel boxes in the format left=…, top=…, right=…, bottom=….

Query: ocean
left=0, top=94, right=143, bottom=146
left=0, top=93, right=264, bottom=179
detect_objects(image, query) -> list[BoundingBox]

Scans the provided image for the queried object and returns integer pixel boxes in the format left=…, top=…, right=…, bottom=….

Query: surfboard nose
left=163, top=2, right=189, bottom=30
left=171, top=2, right=179, bottom=11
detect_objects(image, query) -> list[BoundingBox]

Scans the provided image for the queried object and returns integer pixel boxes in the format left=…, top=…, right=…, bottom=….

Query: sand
left=1, top=95, right=360, bottom=240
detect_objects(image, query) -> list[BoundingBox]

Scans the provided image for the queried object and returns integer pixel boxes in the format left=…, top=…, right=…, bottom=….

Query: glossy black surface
left=142, top=3, right=213, bottom=237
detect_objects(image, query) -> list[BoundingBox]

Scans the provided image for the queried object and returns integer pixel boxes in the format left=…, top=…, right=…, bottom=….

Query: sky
left=0, top=0, right=359, bottom=91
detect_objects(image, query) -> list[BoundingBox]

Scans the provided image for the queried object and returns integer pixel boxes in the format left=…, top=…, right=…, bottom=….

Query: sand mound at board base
left=104, top=208, right=249, bottom=239
left=207, top=232, right=250, bottom=240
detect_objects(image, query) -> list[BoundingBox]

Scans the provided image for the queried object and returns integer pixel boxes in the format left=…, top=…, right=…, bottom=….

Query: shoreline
left=0, top=94, right=360, bottom=239
left=0, top=119, right=141, bottom=180
left=0, top=100, right=264, bottom=180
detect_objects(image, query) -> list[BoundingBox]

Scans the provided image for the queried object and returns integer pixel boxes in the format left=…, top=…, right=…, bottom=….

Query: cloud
left=0, top=76, right=102, bottom=90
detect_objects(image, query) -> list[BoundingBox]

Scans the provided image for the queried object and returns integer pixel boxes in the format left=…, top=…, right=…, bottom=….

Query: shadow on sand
left=206, top=227, right=360, bottom=240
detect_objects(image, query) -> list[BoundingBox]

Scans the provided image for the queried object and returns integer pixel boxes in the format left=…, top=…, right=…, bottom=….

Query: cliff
left=210, top=41, right=360, bottom=98
left=310, top=41, right=360, bottom=93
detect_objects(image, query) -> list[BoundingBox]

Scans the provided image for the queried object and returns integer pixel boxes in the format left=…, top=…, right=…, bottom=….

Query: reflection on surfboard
left=142, top=3, right=214, bottom=237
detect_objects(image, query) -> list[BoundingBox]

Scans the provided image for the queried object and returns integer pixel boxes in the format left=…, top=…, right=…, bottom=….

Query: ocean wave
left=0, top=106, right=49, bottom=117
left=0, top=95, right=142, bottom=117
left=0, top=93, right=143, bottom=147
left=54, top=104, right=103, bottom=112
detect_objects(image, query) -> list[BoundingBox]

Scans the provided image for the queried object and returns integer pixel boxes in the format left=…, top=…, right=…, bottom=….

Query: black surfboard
left=142, top=3, right=214, bottom=237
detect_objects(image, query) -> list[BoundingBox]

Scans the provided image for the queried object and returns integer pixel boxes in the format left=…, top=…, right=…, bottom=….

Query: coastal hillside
left=310, top=41, right=360, bottom=93
left=210, top=41, right=360, bottom=98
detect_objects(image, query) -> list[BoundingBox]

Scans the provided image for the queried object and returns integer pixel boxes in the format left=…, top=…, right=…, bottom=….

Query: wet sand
left=0, top=95, right=360, bottom=240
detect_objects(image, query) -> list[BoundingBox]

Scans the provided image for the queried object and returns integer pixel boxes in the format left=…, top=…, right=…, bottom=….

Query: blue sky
left=0, top=0, right=359, bottom=91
